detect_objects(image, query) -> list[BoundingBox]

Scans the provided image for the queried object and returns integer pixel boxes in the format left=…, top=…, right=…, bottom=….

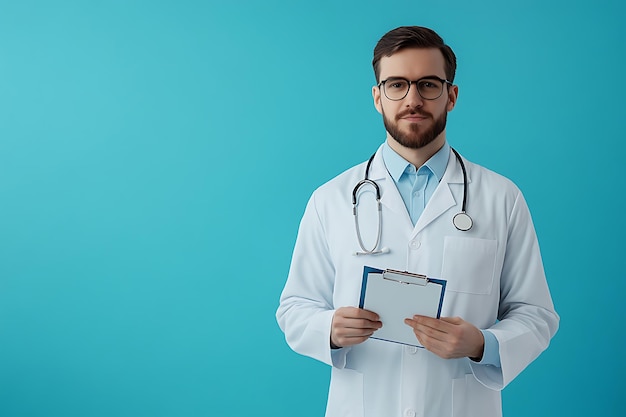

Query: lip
left=401, top=115, right=428, bottom=122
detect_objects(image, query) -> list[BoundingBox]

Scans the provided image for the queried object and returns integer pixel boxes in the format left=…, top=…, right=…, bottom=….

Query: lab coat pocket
left=452, top=374, right=501, bottom=417
left=327, top=368, right=364, bottom=417
left=442, top=237, right=497, bottom=295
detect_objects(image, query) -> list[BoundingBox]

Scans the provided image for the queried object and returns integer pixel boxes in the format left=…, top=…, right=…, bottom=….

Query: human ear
left=446, top=84, right=459, bottom=112
left=372, top=85, right=383, bottom=114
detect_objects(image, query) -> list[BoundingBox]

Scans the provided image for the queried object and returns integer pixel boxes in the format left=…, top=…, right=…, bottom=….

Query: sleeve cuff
left=472, top=330, right=501, bottom=368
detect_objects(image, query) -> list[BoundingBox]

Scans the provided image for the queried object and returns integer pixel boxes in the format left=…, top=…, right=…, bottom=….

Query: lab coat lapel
left=412, top=149, right=467, bottom=237
left=367, top=148, right=412, bottom=220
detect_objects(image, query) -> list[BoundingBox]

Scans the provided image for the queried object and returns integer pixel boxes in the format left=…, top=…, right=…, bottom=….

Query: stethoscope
left=352, top=147, right=473, bottom=256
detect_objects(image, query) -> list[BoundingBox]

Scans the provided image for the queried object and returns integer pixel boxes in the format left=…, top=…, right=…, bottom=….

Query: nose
left=404, top=82, right=424, bottom=108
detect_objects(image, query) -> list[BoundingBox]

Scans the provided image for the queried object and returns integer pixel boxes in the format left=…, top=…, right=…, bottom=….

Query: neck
left=386, top=132, right=446, bottom=168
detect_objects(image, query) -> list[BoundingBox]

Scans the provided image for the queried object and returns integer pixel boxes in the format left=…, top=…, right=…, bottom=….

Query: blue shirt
left=383, top=142, right=450, bottom=226
left=382, top=141, right=501, bottom=367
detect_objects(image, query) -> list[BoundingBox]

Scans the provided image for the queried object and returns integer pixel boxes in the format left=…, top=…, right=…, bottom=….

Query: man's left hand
left=404, top=315, right=484, bottom=360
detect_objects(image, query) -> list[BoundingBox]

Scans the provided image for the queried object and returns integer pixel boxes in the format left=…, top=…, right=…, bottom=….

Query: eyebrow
left=384, top=74, right=444, bottom=80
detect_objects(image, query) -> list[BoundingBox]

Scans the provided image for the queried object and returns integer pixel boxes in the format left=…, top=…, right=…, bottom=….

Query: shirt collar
left=382, top=141, right=450, bottom=183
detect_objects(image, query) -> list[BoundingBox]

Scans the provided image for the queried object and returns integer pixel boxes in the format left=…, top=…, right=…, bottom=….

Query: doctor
left=276, top=26, right=559, bottom=417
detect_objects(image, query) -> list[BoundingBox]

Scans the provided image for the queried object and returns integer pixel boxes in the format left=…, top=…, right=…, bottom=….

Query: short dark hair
left=372, top=26, right=457, bottom=83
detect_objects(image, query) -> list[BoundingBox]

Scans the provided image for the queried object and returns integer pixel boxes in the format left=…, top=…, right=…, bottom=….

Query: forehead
left=378, top=47, right=446, bottom=79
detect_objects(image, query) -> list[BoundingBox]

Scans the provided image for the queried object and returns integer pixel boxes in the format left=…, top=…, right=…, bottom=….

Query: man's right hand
left=330, top=307, right=382, bottom=348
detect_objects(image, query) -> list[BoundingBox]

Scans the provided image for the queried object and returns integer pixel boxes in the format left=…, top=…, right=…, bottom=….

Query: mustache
left=396, top=108, right=431, bottom=119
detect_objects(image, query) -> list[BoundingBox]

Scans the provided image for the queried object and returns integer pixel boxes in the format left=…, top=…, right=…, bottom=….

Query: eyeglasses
left=378, top=76, right=452, bottom=101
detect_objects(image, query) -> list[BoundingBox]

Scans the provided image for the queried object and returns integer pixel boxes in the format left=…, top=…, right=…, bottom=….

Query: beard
left=382, top=106, right=447, bottom=149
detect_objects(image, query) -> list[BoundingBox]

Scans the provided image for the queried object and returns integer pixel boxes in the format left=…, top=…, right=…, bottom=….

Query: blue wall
left=1, top=1, right=624, bottom=416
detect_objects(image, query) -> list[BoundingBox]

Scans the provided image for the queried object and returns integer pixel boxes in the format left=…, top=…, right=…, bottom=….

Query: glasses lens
left=384, top=79, right=410, bottom=100
left=417, top=78, right=444, bottom=100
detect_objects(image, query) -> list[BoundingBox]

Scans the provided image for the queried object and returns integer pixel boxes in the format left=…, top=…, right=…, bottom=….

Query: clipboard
left=359, top=266, right=447, bottom=347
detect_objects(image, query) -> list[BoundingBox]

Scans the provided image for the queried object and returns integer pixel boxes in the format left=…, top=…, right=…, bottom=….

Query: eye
left=387, top=79, right=408, bottom=90
left=418, top=80, right=440, bottom=89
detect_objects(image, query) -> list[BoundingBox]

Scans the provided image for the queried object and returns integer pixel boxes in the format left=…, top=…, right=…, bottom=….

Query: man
left=276, top=26, right=558, bottom=417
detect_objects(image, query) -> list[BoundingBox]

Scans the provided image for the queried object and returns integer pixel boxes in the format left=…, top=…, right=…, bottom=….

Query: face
left=372, top=48, right=458, bottom=150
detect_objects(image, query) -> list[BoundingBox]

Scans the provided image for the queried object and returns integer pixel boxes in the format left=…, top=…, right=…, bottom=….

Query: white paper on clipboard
left=359, top=266, right=447, bottom=347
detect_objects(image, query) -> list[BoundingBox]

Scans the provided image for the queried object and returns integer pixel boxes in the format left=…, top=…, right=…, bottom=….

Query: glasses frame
left=378, top=76, right=453, bottom=101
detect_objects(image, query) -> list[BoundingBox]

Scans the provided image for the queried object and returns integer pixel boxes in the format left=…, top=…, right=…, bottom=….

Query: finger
left=411, top=315, right=458, bottom=333
left=406, top=323, right=457, bottom=357
left=342, top=317, right=382, bottom=330
left=335, top=327, right=376, bottom=339
left=404, top=318, right=448, bottom=342
left=354, top=308, right=381, bottom=322
left=405, top=316, right=444, bottom=333
left=404, top=318, right=419, bottom=329
left=337, top=307, right=380, bottom=322
left=333, top=328, right=378, bottom=347
left=333, top=316, right=382, bottom=334
left=406, top=325, right=443, bottom=354
left=421, top=337, right=454, bottom=358
left=410, top=315, right=442, bottom=327
left=439, top=316, right=463, bottom=325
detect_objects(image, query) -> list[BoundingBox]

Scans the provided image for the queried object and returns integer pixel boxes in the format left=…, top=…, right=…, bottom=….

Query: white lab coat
left=276, top=145, right=559, bottom=417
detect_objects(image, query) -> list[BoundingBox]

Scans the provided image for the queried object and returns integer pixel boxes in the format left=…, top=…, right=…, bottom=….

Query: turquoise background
left=1, top=0, right=624, bottom=416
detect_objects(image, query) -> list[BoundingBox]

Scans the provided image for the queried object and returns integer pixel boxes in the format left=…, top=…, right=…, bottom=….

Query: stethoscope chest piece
left=453, top=212, right=473, bottom=231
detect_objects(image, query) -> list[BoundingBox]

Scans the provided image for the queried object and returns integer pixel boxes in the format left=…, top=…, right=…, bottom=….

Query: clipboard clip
left=382, top=269, right=429, bottom=286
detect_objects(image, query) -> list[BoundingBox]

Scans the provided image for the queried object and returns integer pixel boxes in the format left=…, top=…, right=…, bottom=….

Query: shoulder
left=464, top=156, right=521, bottom=196
left=309, top=159, right=369, bottom=203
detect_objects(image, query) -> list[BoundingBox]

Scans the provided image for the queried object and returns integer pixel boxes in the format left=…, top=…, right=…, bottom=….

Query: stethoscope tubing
left=352, top=147, right=472, bottom=255
left=450, top=147, right=467, bottom=213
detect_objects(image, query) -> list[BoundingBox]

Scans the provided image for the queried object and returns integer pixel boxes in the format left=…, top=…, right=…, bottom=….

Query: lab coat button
left=409, top=240, right=421, bottom=250
left=405, top=346, right=418, bottom=354
left=404, top=409, right=416, bottom=417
